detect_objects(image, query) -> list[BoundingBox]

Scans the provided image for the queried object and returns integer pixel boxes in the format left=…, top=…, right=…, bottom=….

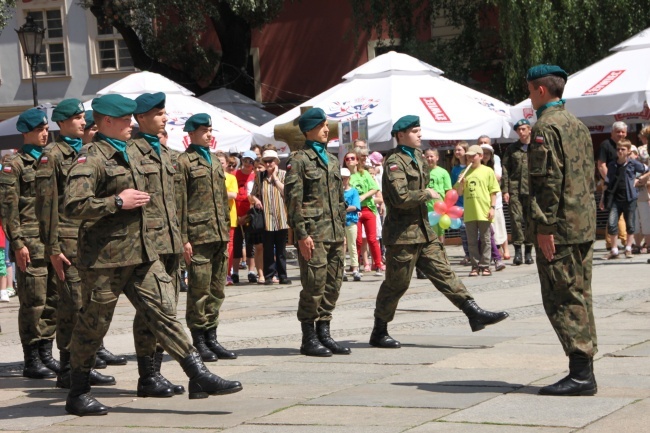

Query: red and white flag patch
left=286, top=163, right=292, bottom=171
left=535, top=136, right=544, bottom=143
left=40, top=156, right=48, bottom=165
left=77, top=156, right=87, bottom=164
left=389, top=164, right=398, bottom=172
left=3, top=165, right=12, bottom=173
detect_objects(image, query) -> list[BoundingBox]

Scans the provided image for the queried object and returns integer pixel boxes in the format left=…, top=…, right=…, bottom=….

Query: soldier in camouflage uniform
left=63, top=95, right=242, bottom=417
left=526, top=65, right=597, bottom=396
left=35, top=99, right=117, bottom=389
left=0, top=109, right=59, bottom=379
left=82, top=110, right=98, bottom=144
left=502, top=118, right=534, bottom=265
left=176, top=113, right=237, bottom=362
left=284, top=107, right=350, bottom=357
left=369, top=115, right=509, bottom=349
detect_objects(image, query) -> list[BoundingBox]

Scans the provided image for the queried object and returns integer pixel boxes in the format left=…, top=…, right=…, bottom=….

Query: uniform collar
left=132, top=136, right=161, bottom=162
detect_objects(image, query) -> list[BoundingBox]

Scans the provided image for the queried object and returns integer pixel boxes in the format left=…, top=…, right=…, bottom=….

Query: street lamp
left=16, top=15, right=46, bottom=107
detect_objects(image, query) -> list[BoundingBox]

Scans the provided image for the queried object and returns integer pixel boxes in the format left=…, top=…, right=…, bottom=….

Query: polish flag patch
left=286, top=163, right=292, bottom=171
left=3, top=165, right=11, bottom=173
left=535, top=136, right=544, bottom=143
left=389, top=164, right=398, bottom=171
left=40, top=156, right=48, bottom=165
left=77, top=156, right=87, bottom=164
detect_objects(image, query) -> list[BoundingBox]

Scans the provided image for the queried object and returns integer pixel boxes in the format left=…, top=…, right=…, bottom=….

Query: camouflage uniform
left=177, top=147, right=230, bottom=331
left=0, top=151, right=57, bottom=346
left=284, top=146, right=346, bottom=323
left=502, top=140, right=533, bottom=247
left=374, top=148, right=472, bottom=322
left=168, top=147, right=188, bottom=281
left=64, top=139, right=195, bottom=371
left=528, top=104, right=598, bottom=357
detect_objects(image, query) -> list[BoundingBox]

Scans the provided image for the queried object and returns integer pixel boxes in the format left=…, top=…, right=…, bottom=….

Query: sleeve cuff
left=295, top=227, right=308, bottom=241
left=10, top=239, right=25, bottom=251
left=536, top=223, right=557, bottom=235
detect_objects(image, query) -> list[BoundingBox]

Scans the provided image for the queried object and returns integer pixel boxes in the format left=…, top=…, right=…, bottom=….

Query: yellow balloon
left=439, top=214, right=451, bottom=229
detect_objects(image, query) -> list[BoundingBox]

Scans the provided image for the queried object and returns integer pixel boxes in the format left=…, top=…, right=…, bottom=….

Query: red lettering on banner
left=582, top=70, right=625, bottom=96
left=614, top=104, right=650, bottom=121
left=420, top=97, right=451, bottom=122
left=523, top=108, right=534, bottom=119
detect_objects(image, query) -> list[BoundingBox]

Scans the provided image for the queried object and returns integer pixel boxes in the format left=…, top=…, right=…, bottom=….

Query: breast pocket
left=137, top=161, right=161, bottom=194
left=21, top=168, right=36, bottom=197
left=105, top=165, right=130, bottom=194
left=189, top=167, right=209, bottom=195
left=303, top=168, right=323, bottom=206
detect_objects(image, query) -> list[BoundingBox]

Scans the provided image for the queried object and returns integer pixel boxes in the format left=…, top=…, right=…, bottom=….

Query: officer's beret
left=298, top=107, right=327, bottom=133
left=514, top=119, right=530, bottom=130
left=133, top=92, right=166, bottom=115
left=84, top=110, right=95, bottom=130
left=51, top=98, right=85, bottom=122
left=91, top=94, right=137, bottom=117
left=184, top=113, right=211, bottom=132
left=526, top=64, right=568, bottom=82
left=16, top=108, right=48, bottom=133
left=391, top=115, right=420, bottom=136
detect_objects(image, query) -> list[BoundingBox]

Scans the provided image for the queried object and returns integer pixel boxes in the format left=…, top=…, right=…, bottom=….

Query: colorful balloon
left=444, top=189, right=459, bottom=207
left=433, top=201, right=448, bottom=215
left=450, top=217, right=462, bottom=229
left=439, top=214, right=452, bottom=229
left=428, top=211, right=441, bottom=226
left=447, top=205, right=464, bottom=219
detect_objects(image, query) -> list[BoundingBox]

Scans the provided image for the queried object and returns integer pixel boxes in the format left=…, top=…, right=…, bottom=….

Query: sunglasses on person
left=345, top=156, right=357, bottom=161
left=228, top=163, right=237, bottom=168
left=262, top=159, right=275, bottom=164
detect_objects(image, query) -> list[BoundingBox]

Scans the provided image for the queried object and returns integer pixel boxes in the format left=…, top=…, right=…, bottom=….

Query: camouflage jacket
left=166, top=146, right=184, bottom=225
left=0, top=151, right=45, bottom=261
left=501, top=140, right=530, bottom=196
left=64, top=139, right=158, bottom=268
left=177, top=147, right=230, bottom=246
left=381, top=148, right=435, bottom=246
left=284, top=146, right=345, bottom=242
left=528, top=104, right=596, bottom=245
left=127, top=137, right=182, bottom=256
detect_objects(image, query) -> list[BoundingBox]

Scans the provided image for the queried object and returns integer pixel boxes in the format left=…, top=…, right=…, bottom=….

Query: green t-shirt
left=462, top=165, right=500, bottom=222
left=426, top=166, right=452, bottom=213
left=350, top=170, right=379, bottom=214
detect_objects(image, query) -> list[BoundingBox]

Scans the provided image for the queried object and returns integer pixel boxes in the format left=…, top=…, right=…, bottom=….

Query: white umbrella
left=198, top=88, right=276, bottom=126
left=0, top=103, right=59, bottom=150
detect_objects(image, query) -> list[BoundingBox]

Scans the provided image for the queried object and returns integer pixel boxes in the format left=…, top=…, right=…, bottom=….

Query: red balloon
left=433, top=201, right=448, bottom=215
left=447, top=205, right=464, bottom=219
left=444, top=189, right=459, bottom=207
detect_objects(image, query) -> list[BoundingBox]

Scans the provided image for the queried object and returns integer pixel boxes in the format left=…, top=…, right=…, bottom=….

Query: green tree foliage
left=0, top=0, right=17, bottom=34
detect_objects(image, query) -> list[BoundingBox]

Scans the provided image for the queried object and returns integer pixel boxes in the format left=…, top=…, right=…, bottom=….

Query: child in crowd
left=341, top=168, right=362, bottom=282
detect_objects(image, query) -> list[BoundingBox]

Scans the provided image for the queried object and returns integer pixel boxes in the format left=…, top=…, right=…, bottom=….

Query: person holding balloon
left=423, top=149, right=452, bottom=242
left=450, top=142, right=471, bottom=265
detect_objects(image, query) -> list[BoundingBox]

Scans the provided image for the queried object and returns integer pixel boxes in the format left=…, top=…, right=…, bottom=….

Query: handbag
left=243, top=207, right=265, bottom=234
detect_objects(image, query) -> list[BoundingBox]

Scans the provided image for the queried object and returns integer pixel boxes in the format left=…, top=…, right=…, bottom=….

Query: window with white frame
left=24, top=9, right=67, bottom=76
left=93, top=19, right=134, bottom=72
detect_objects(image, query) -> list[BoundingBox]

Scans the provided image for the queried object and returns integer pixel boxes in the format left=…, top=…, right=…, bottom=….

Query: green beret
left=514, top=119, right=530, bottom=130
left=16, top=108, right=48, bottom=133
left=84, top=110, right=95, bottom=130
left=91, top=94, right=137, bottom=117
left=299, top=107, right=326, bottom=133
left=391, top=115, right=420, bottom=136
left=184, top=113, right=211, bottom=132
left=51, top=98, right=84, bottom=122
left=526, top=64, right=568, bottom=82
left=133, top=92, right=166, bottom=115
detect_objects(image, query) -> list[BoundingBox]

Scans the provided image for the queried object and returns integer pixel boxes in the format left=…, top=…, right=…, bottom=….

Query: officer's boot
left=369, top=317, right=401, bottom=348
left=56, top=351, right=115, bottom=388
left=65, top=369, right=109, bottom=416
left=96, top=342, right=127, bottom=365
left=539, top=353, right=597, bottom=396
left=153, top=347, right=185, bottom=395
left=136, top=354, right=173, bottom=397
left=191, top=330, right=218, bottom=362
left=513, top=245, right=523, bottom=265
left=38, top=339, right=60, bottom=373
left=300, top=322, right=332, bottom=357
left=205, top=328, right=237, bottom=359
left=181, top=351, right=243, bottom=399
left=316, top=321, right=351, bottom=355
left=23, top=343, right=56, bottom=379
left=524, top=245, right=534, bottom=264
left=461, top=300, right=509, bottom=332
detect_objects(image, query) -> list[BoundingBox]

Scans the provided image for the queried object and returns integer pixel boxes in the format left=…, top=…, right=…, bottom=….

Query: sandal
left=481, top=267, right=492, bottom=276
left=469, top=267, right=479, bottom=277
left=460, top=256, right=471, bottom=266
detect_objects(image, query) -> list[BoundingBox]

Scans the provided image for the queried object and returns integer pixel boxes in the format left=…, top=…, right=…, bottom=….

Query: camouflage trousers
left=55, top=261, right=82, bottom=351
left=508, top=194, right=533, bottom=246
left=70, top=260, right=194, bottom=371
left=186, top=242, right=227, bottom=331
left=133, top=254, right=180, bottom=356
left=15, top=259, right=58, bottom=346
left=296, top=241, right=344, bottom=323
left=535, top=241, right=598, bottom=357
left=375, top=240, right=472, bottom=322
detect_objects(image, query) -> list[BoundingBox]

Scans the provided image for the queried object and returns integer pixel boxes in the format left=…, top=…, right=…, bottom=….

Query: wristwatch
left=114, top=194, right=123, bottom=210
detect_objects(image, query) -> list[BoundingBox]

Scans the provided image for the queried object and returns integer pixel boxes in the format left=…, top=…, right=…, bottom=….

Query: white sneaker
left=0, top=290, right=9, bottom=302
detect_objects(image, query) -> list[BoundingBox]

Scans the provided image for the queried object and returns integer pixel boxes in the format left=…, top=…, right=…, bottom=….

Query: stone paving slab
left=578, top=398, right=650, bottom=432
left=607, top=340, right=650, bottom=356
left=222, top=426, right=402, bottom=433
left=407, top=423, right=574, bottom=433
left=373, top=366, right=541, bottom=389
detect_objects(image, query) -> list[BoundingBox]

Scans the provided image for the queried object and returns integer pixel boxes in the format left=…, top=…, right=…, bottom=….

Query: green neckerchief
left=398, top=144, right=418, bottom=166
left=61, top=135, right=82, bottom=153
left=536, top=98, right=566, bottom=118
left=97, top=132, right=129, bottom=163
left=306, top=140, right=328, bottom=165
left=22, top=144, right=43, bottom=161
left=190, top=144, right=211, bottom=164
left=140, top=132, right=161, bottom=156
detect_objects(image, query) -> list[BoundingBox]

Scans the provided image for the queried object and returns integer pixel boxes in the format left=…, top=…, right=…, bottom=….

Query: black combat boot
left=94, top=356, right=107, bottom=369
left=191, top=330, right=218, bottom=362
left=461, top=300, right=509, bottom=332
left=179, top=270, right=188, bottom=292
left=524, top=245, right=534, bottom=264
left=513, top=245, right=523, bottom=265
left=96, top=342, right=128, bottom=365
left=23, top=343, right=56, bottom=379
left=153, top=347, right=185, bottom=395
left=415, top=267, right=427, bottom=279
left=316, top=321, right=351, bottom=355
left=136, top=355, right=174, bottom=397
left=205, top=328, right=237, bottom=359
left=539, top=353, right=597, bottom=396
left=57, top=351, right=116, bottom=388
left=369, top=317, right=401, bottom=348
left=300, top=322, right=332, bottom=357
left=38, top=339, right=60, bottom=373
left=180, top=352, right=243, bottom=399
left=65, top=369, right=109, bottom=416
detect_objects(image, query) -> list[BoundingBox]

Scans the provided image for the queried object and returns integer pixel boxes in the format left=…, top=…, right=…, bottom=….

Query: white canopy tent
left=198, top=88, right=276, bottom=126
left=254, top=51, right=513, bottom=153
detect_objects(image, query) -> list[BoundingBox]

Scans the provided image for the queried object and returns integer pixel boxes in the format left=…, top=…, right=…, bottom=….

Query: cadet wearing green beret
left=63, top=99, right=242, bottom=416
left=82, top=110, right=98, bottom=144
left=0, top=108, right=60, bottom=379
left=368, top=115, right=508, bottom=349
left=285, top=107, right=350, bottom=357
left=525, top=64, right=598, bottom=396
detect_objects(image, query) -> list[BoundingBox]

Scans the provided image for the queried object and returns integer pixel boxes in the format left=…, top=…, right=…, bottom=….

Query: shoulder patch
left=40, top=156, right=49, bottom=165
left=389, top=164, right=399, bottom=172
left=286, top=163, right=292, bottom=171
left=77, top=156, right=87, bottom=164
left=3, top=165, right=12, bottom=173
left=535, top=136, right=544, bottom=143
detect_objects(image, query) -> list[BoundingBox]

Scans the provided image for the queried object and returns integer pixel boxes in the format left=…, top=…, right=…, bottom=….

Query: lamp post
left=16, top=15, right=46, bottom=107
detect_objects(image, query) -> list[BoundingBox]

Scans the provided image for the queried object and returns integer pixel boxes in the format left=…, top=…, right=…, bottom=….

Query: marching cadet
left=0, top=108, right=59, bottom=378
left=177, top=113, right=237, bottom=362
left=284, top=107, right=350, bottom=357
left=369, top=115, right=508, bottom=348
left=35, top=98, right=118, bottom=389
left=63, top=95, right=242, bottom=417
